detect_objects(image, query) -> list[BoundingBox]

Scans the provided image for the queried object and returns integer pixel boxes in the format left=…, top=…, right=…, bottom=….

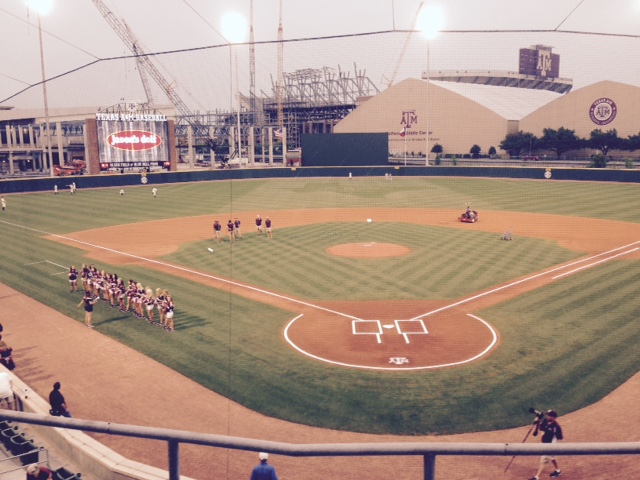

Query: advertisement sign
left=95, top=108, right=169, bottom=171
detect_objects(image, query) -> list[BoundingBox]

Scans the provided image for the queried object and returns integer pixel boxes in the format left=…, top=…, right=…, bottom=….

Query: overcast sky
left=1, top=0, right=639, bottom=110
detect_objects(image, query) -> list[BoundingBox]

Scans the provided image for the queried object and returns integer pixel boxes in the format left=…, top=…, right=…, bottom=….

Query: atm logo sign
left=107, top=130, right=162, bottom=151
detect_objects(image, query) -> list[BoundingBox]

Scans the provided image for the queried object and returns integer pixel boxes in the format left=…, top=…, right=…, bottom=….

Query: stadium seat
left=54, top=467, right=82, bottom=480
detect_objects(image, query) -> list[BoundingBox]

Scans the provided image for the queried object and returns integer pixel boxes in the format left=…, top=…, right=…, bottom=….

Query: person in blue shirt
left=250, top=452, right=278, bottom=480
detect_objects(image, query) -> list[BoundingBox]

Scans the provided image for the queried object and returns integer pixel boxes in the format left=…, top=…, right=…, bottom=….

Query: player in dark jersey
left=234, top=218, right=242, bottom=239
left=265, top=217, right=273, bottom=239
left=255, top=215, right=263, bottom=235
left=227, top=219, right=235, bottom=242
left=213, top=220, right=222, bottom=243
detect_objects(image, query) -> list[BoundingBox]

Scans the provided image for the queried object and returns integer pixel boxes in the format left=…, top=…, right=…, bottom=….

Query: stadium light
left=221, top=11, right=248, bottom=162
left=417, top=4, right=445, bottom=166
left=27, top=0, right=55, bottom=177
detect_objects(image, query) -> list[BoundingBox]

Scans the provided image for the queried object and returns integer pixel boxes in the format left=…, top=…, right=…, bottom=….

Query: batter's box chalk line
left=352, top=319, right=429, bottom=344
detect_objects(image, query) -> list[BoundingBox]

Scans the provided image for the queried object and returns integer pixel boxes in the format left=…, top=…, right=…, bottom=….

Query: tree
left=624, top=132, right=640, bottom=152
left=431, top=144, right=443, bottom=155
left=470, top=144, right=481, bottom=159
left=588, top=129, right=620, bottom=155
left=589, top=153, right=607, bottom=168
left=499, top=131, right=537, bottom=157
left=488, top=146, right=497, bottom=158
left=537, top=127, right=582, bottom=158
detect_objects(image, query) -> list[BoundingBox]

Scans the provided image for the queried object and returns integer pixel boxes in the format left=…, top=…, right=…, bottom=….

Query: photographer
left=529, top=409, right=563, bottom=480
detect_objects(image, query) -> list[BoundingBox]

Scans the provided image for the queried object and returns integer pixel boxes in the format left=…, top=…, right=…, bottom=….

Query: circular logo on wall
left=589, top=98, right=617, bottom=126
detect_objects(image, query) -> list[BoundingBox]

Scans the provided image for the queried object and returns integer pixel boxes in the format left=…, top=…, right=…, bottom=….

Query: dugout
left=300, top=133, right=388, bottom=166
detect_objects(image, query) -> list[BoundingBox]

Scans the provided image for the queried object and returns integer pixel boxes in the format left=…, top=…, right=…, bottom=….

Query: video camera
left=529, top=407, right=546, bottom=420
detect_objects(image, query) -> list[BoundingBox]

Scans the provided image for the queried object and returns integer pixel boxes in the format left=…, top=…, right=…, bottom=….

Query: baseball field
left=1, top=175, right=640, bottom=478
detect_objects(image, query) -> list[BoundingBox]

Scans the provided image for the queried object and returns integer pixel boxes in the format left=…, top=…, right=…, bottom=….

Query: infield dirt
left=5, top=208, right=639, bottom=479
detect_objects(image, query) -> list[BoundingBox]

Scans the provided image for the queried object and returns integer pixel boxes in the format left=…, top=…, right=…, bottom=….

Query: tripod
left=504, top=419, right=539, bottom=473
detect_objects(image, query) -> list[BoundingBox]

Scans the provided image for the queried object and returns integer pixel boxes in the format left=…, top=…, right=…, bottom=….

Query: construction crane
left=123, top=21, right=155, bottom=106
left=383, top=1, right=425, bottom=88
left=249, top=0, right=256, bottom=122
left=91, top=0, right=220, bottom=156
left=276, top=0, right=284, bottom=133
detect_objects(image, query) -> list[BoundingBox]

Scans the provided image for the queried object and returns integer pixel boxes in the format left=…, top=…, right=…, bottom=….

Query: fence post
left=168, top=439, right=180, bottom=480
left=424, top=452, right=435, bottom=480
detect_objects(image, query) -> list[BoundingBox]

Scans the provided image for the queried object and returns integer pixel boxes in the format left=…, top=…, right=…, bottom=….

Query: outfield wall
left=0, top=166, right=639, bottom=194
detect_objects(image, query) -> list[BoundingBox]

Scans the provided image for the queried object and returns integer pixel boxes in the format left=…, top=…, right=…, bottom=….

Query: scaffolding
left=174, top=64, right=379, bottom=155
left=263, top=65, right=379, bottom=147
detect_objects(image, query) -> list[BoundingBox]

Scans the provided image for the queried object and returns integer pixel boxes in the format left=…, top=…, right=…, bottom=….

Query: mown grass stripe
left=0, top=178, right=638, bottom=436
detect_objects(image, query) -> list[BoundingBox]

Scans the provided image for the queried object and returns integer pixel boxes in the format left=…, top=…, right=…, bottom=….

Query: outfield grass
left=0, top=177, right=638, bottom=435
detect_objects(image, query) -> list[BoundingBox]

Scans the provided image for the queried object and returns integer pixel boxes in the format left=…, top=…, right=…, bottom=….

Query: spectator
left=0, top=371, right=14, bottom=410
left=26, top=463, right=53, bottom=480
left=250, top=452, right=278, bottom=480
left=49, top=382, right=71, bottom=417
left=0, top=334, right=15, bottom=371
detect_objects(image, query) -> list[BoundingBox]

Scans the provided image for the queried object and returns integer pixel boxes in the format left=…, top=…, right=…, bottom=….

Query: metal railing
left=1, top=410, right=639, bottom=480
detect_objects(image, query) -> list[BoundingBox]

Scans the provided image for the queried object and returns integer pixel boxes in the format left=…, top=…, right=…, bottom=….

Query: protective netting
left=3, top=29, right=639, bottom=117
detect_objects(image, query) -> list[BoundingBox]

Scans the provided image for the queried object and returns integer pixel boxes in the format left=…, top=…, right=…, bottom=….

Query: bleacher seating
left=0, top=420, right=81, bottom=479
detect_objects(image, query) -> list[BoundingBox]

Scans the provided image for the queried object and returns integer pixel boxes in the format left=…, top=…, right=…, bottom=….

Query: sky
left=1, top=0, right=640, bottom=112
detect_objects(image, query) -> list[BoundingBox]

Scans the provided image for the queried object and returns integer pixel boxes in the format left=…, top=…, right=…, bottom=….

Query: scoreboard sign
left=519, top=45, right=560, bottom=78
left=95, top=108, right=169, bottom=171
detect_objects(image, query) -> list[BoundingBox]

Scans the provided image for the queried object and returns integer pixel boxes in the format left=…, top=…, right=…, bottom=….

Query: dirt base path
left=5, top=209, right=640, bottom=479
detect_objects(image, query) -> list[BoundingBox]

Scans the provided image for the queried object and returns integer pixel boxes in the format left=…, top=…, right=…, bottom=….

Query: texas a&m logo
left=537, top=49, right=552, bottom=77
left=400, top=111, right=418, bottom=130
left=589, top=98, right=617, bottom=126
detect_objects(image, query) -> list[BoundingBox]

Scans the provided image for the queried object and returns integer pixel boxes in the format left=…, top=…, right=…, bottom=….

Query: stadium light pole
left=27, top=0, right=54, bottom=177
left=221, top=12, right=248, bottom=163
left=417, top=4, right=445, bottom=166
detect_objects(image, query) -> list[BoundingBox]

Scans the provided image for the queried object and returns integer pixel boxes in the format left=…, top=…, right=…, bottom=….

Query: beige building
left=519, top=80, right=640, bottom=139
left=334, top=78, right=509, bottom=158
left=335, top=78, right=640, bottom=158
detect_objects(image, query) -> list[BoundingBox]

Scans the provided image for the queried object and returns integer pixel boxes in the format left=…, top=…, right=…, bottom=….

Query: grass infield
left=0, top=176, right=638, bottom=435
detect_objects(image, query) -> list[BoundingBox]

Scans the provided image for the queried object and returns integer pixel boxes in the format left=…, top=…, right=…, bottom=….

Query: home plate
left=383, top=324, right=395, bottom=329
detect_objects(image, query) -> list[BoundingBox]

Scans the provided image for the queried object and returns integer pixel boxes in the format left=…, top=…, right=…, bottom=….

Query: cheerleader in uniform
left=145, top=288, right=156, bottom=324
left=68, top=266, right=79, bottom=293
left=164, top=291, right=175, bottom=332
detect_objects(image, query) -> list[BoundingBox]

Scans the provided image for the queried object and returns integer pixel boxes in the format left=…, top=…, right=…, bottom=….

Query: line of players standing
left=212, top=215, right=272, bottom=243
left=68, top=264, right=175, bottom=331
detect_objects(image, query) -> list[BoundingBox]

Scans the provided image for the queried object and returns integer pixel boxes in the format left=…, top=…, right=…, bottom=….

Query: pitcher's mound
left=327, top=243, right=410, bottom=258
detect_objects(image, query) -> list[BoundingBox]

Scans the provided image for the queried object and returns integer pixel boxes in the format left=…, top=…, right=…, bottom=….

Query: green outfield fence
left=1, top=166, right=639, bottom=195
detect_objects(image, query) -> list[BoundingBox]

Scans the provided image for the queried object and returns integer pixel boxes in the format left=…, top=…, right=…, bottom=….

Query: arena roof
left=431, top=80, right=563, bottom=120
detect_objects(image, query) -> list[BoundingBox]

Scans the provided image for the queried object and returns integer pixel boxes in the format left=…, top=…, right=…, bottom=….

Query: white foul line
left=552, top=247, right=639, bottom=279
left=409, top=240, right=640, bottom=322
left=1, top=219, right=364, bottom=321
left=3, top=218, right=637, bottom=371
